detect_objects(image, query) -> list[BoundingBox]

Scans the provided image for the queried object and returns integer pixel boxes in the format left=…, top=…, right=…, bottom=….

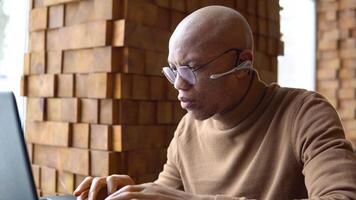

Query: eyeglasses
left=162, top=48, right=253, bottom=85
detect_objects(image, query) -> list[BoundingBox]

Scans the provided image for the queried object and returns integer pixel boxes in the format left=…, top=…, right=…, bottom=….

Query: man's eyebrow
left=168, top=58, right=201, bottom=69
left=185, top=61, right=201, bottom=68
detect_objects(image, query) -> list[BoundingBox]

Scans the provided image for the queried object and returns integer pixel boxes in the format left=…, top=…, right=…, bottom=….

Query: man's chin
left=187, top=110, right=212, bottom=121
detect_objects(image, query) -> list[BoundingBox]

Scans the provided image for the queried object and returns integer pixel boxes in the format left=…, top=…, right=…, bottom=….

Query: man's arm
left=291, top=92, right=356, bottom=199
left=105, top=183, right=250, bottom=200
left=154, top=133, right=184, bottom=189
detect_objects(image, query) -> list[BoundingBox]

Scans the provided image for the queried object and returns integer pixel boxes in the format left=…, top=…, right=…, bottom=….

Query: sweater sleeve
left=291, top=92, right=356, bottom=199
left=213, top=195, right=249, bottom=200
left=154, top=128, right=183, bottom=190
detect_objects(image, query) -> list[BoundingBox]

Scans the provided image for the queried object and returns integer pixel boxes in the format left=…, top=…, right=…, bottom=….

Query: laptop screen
left=0, top=92, right=38, bottom=200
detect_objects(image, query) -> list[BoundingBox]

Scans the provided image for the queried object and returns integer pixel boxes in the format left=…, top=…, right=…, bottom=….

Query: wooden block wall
left=316, top=0, right=356, bottom=147
left=23, top=0, right=282, bottom=196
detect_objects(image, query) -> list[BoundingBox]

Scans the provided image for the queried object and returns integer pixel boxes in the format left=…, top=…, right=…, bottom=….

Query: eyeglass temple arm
left=209, top=61, right=253, bottom=79
left=193, top=48, right=243, bottom=72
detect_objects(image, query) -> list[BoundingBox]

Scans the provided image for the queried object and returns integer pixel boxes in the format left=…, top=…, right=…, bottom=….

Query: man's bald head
left=169, top=6, right=254, bottom=57
left=167, top=6, right=256, bottom=121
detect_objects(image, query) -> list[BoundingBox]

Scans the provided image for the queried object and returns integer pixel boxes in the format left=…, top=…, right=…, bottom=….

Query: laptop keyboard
left=39, top=195, right=76, bottom=200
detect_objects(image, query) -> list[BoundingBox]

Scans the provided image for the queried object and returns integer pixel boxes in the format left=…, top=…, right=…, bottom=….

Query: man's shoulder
left=276, top=84, right=312, bottom=98
left=264, top=84, right=336, bottom=121
left=274, top=84, right=339, bottom=128
left=274, top=84, right=327, bottom=106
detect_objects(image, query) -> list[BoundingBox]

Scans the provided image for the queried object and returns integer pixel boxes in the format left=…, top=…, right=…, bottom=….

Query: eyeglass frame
left=162, top=48, right=247, bottom=85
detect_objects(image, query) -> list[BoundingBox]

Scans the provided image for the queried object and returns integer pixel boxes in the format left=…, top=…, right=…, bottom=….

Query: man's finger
left=106, top=185, right=145, bottom=200
left=73, top=176, right=93, bottom=196
left=117, top=184, right=145, bottom=194
left=88, top=177, right=107, bottom=200
left=77, top=190, right=89, bottom=200
left=106, top=191, right=157, bottom=200
left=106, top=175, right=135, bottom=195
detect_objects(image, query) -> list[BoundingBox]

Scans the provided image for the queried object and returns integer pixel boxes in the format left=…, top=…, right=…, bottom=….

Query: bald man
left=73, top=6, right=356, bottom=200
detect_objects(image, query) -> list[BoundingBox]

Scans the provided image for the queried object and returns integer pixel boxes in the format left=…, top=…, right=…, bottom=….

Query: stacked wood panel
left=22, top=0, right=282, bottom=196
left=316, top=0, right=356, bottom=147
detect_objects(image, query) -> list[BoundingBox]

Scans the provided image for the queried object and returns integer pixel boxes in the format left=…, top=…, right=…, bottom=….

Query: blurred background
left=0, top=0, right=317, bottom=123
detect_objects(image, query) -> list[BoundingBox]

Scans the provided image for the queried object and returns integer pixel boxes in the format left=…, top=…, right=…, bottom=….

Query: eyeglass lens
left=163, top=67, right=196, bottom=85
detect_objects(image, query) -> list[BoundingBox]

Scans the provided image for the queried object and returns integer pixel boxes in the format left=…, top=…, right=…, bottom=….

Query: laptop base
left=40, top=194, right=76, bottom=200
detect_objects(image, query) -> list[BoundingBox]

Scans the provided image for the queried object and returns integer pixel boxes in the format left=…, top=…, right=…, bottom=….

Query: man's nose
left=174, top=73, right=192, bottom=90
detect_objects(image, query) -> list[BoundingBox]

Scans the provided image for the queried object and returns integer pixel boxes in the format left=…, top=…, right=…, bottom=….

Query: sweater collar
left=210, top=71, right=267, bottom=130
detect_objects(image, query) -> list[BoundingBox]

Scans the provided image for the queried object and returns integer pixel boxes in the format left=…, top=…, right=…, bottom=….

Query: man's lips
left=178, top=96, right=194, bottom=102
left=178, top=96, right=195, bottom=109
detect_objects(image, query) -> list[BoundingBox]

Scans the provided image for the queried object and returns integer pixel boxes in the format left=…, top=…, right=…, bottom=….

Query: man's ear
left=234, top=50, right=253, bottom=79
left=235, top=69, right=250, bottom=79
left=238, top=50, right=253, bottom=63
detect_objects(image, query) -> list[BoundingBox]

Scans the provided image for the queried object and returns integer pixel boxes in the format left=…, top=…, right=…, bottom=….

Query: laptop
left=0, top=92, right=76, bottom=200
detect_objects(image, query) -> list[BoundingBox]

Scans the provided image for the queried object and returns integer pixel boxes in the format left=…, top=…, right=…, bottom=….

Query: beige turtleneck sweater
left=154, top=72, right=356, bottom=200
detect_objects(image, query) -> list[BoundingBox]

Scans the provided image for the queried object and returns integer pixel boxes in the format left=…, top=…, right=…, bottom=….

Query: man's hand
left=73, top=174, right=135, bottom=200
left=105, top=182, right=212, bottom=200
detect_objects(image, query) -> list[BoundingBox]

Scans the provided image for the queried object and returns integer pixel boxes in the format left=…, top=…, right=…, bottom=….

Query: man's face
left=168, top=46, right=246, bottom=121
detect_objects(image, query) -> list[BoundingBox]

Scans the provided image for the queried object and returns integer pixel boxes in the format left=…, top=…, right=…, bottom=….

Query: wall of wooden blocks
left=316, top=0, right=356, bottom=147
left=23, top=0, right=282, bottom=196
